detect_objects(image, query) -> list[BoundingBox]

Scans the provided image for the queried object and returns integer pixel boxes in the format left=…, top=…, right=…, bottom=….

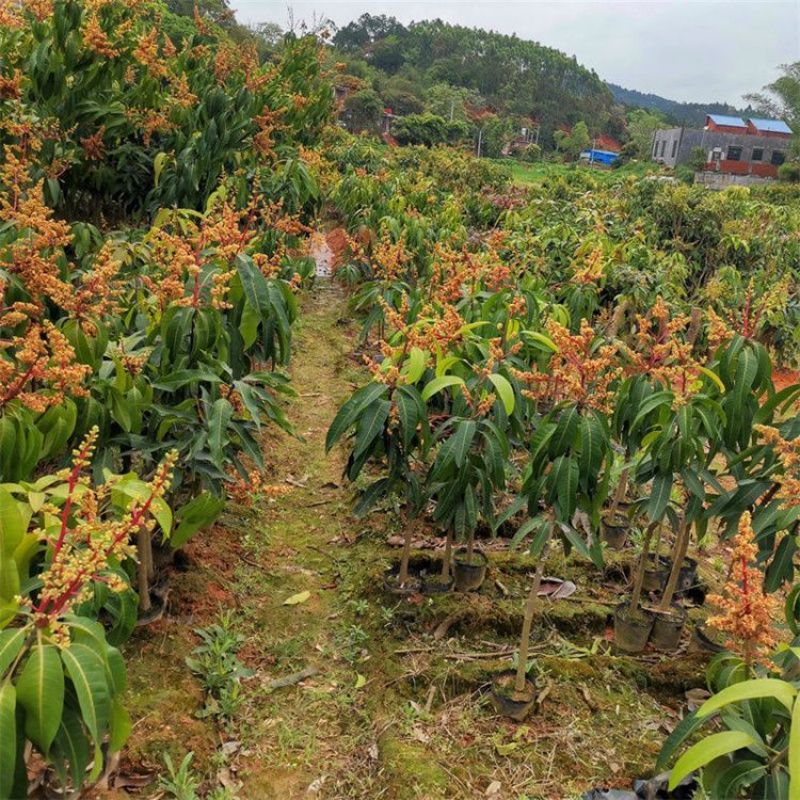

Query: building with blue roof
left=706, top=114, right=747, bottom=130
left=746, top=118, right=793, bottom=136
left=651, top=112, right=793, bottom=182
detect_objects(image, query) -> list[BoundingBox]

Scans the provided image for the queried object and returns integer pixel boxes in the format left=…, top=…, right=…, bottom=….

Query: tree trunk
left=137, top=527, right=152, bottom=613
left=687, top=307, right=703, bottom=346
left=514, top=528, right=552, bottom=694
left=606, top=299, right=629, bottom=339
left=440, top=529, right=453, bottom=580
left=608, top=467, right=629, bottom=520
left=398, top=523, right=413, bottom=584
left=629, top=521, right=659, bottom=613
left=659, top=518, right=691, bottom=611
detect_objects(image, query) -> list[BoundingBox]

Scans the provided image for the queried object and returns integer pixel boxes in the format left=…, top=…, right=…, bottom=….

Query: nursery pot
left=601, top=516, right=628, bottom=550
left=614, top=602, right=654, bottom=654
left=453, top=549, right=488, bottom=592
left=613, top=500, right=635, bottom=516
left=490, top=670, right=536, bottom=722
left=650, top=606, right=687, bottom=651
left=383, top=567, right=422, bottom=597
left=642, top=554, right=671, bottom=593
left=690, top=624, right=726, bottom=654
left=677, top=557, right=698, bottom=594
left=135, top=588, right=168, bottom=627
left=421, top=574, right=455, bottom=595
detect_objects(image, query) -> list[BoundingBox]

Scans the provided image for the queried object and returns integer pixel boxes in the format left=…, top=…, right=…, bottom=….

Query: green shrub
left=778, top=161, right=800, bottom=183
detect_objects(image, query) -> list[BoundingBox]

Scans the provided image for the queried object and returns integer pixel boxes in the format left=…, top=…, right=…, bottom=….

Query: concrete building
left=651, top=114, right=793, bottom=180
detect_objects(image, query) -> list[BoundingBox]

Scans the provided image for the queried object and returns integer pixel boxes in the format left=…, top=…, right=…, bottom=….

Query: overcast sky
left=229, top=0, right=799, bottom=104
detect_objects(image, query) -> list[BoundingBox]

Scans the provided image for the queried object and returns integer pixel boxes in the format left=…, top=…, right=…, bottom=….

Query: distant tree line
left=331, top=14, right=625, bottom=152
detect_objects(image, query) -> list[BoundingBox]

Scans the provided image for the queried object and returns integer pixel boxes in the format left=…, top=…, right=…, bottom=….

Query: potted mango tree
left=424, top=406, right=511, bottom=592
left=421, top=317, right=522, bottom=592
left=612, top=300, right=724, bottom=652
left=646, top=330, right=786, bottom=649
left=327, top=343, right=432, bottom=594
left=705, top=329, right=799, bottom=593
left=494, top=320, right=617, bottom=720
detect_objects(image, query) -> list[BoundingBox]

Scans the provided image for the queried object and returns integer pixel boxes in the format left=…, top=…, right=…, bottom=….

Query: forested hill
left=608, top=83, right=750, bottom=126
left=333, top=16, right=620, bottom=144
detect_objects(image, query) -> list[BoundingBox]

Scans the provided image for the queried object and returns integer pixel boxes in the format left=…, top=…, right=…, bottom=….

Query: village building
left=651, top=114, right=793, bottom=180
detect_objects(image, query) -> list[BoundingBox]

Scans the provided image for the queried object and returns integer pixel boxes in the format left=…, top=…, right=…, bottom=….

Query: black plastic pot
left=690, top=624, right=726, bottom=654
left=421, top=574, right=455, bottom=595
left=453, top=549, right=488, bottom=592
left=135, top=589, right=168, bottom=626
left=601, top=517, right=628, bottom=549
left=613, top=500, right=635, bottom=517
left=490, top=670, right=536, bottom=722
left=650, top=607, right=687, bottom=651
left=642, top=554, right=671, bottom=593
left=614, top=602, right=654, bottom=654
left=677, top=557, right=698, bottom=593
left=383, top=567, right=422, bottom=597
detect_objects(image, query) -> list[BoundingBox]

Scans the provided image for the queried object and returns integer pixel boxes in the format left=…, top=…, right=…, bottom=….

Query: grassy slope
left=122, top=277, right=714, bottom=800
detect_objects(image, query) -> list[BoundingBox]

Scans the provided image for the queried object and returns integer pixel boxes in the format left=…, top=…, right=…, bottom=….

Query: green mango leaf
left=17, top=640, right=64, bottom=753
left=713, top=759, right=766, bottom=800
left=0, top=628, right=28, bottom=675
left=326, top=383, right=388, bottom=452
left=0, top=488, right=25, bottom=601
left=61, top=643, right=110, bottom=763
left=669, top=731, right=756, bottom=791
left=239, top=301, right=260, bottom=350
left=788, top=694, right=800, bottom=800
left=170, top=493, right=225, bottom=549
left=449, top=420, right=478, bottom=469
left=353, top=399, right=391, bottom=461
left=647, top=473, right=673, bottom=522
left=488, top=373, right=515, bottom=414
left=697, top=678, right=797, bottom=717
left=109, top=697, right=131, bottom=753
left=401, top=347, right=427, bottom=385
left=421, top=375, right=466, bottom=402
left=208, top=398, right=234, bottom=466
left=51, top=706, right=90, bottom=792
left=0, top=681, right=17, bottom=800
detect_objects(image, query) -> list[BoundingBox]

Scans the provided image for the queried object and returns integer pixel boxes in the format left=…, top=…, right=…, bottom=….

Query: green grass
left=503, top=158, right=662, bottom=186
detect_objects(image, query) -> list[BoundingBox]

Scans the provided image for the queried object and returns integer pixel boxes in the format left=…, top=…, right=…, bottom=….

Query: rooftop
left=707, top=114, right=747, bottom=127
left=748, top=118, right=793, bottom=134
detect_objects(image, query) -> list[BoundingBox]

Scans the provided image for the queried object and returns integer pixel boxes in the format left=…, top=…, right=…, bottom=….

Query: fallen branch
left=266, top=666, right=319, bottom=692
left=433, top=610, right=468, bottom=641
left=443, top=648, right=516, bottom=661
left=394, top=645, right=435, bottom=655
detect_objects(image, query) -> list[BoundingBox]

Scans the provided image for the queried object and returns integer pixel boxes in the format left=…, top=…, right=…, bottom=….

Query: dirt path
left=230, top=280, right=386, bottom=798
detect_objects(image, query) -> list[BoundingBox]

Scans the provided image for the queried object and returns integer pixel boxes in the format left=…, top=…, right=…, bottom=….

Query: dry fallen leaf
left=685, top=687, right=711, bottom=712
left=283, top=590, right=311, bottom=606
left=486, top=780, right=502, bottom=796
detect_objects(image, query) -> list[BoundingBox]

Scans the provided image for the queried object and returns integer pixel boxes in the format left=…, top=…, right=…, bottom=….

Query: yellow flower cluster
left=755, top=425, right=800, bottom=510
left=32, top=430, right=177, bottom=643
left=623, top=297, right=702, bottom=401
left=513, top=319, right=621, bottom=413
left=227, top=467, right=291, bottom=507
left=0, top=323, right=91, bottom=412
left=706, top=511, right=779, bottom=664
